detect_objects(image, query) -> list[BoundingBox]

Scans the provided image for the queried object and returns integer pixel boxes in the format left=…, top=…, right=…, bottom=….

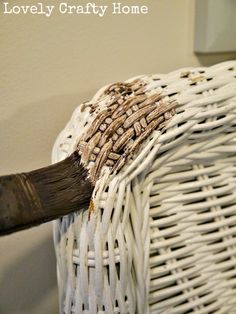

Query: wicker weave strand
left=52, top=61, right=236, bottom=314
left=78, top=80, right=176, bottom=183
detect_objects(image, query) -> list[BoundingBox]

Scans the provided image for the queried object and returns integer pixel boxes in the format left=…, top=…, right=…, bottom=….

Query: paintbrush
left=0, top=151, right=94, bottom=236
left=0, top=79, right=175, bottom=236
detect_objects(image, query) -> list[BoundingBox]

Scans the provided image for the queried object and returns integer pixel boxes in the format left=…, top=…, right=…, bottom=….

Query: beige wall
left=0, top=0, right=235, bottom=313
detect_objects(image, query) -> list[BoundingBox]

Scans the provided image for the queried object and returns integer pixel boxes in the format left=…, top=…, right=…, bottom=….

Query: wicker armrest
left=53, top=61, right=236, bottom=314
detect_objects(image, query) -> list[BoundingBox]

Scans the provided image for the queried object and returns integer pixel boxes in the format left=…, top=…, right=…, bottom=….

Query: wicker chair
left=52, top=61, right=236, bottom=314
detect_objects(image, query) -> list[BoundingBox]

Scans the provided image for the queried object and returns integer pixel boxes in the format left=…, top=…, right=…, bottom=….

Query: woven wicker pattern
left=78, top=80, right=176, bottom=182
left=52, top=61, right=236, bottom=314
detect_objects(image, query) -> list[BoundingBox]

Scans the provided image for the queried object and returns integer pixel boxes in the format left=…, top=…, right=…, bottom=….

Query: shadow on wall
left=0, top=232, right=56, bottom=313
left=0, top=88, right=99, bottom=313
left=0, top=91, right=97, bottom=313
left=196, top=52, right=236, bottom=67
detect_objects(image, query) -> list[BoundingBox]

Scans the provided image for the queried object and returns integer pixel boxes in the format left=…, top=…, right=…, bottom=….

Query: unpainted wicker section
left=52, top=61, right=236, bottom=314
left=78, top=80, right=176, bottom=182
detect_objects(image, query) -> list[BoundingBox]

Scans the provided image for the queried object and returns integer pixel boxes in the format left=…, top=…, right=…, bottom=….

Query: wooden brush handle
left=0, top=152, right=93, bottom=236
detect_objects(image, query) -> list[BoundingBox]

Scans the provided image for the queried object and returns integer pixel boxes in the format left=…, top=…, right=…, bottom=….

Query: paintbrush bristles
left=30, top=151, right=93, bottom=212
left=0, top=152, right=93, bottom=235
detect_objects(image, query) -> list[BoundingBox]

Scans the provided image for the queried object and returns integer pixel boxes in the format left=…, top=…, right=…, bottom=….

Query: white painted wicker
left=52, top=61, right=236, bottom=314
